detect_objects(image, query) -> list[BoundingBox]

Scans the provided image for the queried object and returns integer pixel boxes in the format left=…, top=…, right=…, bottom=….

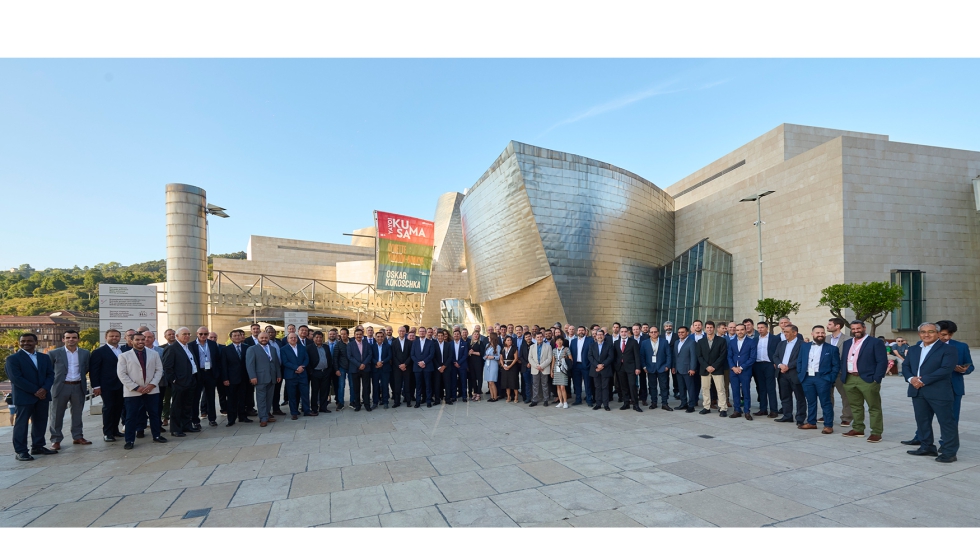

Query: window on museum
left=891, top=270, right=924, bottom=331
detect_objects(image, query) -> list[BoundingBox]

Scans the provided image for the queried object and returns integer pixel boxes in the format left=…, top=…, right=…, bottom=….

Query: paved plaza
left=1, top=375, right=978, bottom=528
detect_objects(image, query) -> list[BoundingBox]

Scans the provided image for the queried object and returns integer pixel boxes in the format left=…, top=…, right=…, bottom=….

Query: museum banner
left=374, top=210, right=435, bottom=293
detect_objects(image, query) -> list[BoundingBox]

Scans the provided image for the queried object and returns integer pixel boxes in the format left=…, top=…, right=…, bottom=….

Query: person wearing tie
left=116, top=332, right=166, bottom=449
left=90, top=328, right=126, bottom=442
left=6, top=333, right=56, bottom=461
left=221, top=329, right=254, bottom=426
left=412, top=327, right=437, bottom=407
left=726, top=323, right=757, bottom=420
left=245, top=331, right=282, bottom=427
left=774, top=324, right=806, bottom=425
left=588, top=329, right=615, bottom=410
left=795, top=326, right=840, bottom=433
left=190, top=327, right=223, bottom=428
left=450, top=329, right=469, bottom=403
left=671, top=326, right=699, bottom=412
left=902, top=322, right=960, bottom=463
left=47, top=329, right=92, bottom=450
left=372, top=331, right=392, bottom=409
left=162, top=327, right=201, bottom=437
left=280, top=333, right=312, bottom=419
left=307, top=331, right=333, bottom=415
left=346, top=328, right=374, bottom=411
left=614, top=326, right=643, bottom=412
left=391, top=326, right=412, bottom=407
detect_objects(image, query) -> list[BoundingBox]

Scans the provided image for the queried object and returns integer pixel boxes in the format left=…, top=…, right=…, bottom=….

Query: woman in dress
left=552, top=335, right=572, bottom=408
left=499, top=335, right=520, bottom=402
left=467, top=331, right=486, bottom=401
left=484, top=333, right=501, bottom=402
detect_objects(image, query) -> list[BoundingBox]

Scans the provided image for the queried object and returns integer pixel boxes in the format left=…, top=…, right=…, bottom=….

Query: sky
left=2, top=58, right=980, bottom=270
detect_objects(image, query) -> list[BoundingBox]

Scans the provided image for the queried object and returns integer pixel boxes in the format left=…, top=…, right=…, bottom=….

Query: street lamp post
left=739, top=190, right=775, bottom=311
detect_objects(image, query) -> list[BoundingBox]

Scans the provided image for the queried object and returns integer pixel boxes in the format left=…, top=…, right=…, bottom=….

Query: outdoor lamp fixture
left=739, top=190, right=775, bottom=304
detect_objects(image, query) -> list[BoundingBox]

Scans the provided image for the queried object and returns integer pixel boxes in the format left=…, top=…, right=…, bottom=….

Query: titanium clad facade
left=461, top=141, right=674, bottom=327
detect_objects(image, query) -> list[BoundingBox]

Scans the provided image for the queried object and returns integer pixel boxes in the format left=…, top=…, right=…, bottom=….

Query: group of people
left=4, top=316, right=971, bottom=464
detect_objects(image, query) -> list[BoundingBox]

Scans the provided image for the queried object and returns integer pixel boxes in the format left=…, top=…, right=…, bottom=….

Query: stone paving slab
left=0, top=375, right=977, bottom=527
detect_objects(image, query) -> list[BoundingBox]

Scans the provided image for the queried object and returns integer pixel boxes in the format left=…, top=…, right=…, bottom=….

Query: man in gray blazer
left=47, top=330, right=91, bottom=449
left=246, top=332, right=282, bottom=426
left=825, top=318, right=853, bottom=426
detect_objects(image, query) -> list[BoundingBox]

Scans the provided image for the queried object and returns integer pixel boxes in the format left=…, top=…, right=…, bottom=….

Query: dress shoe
left=699, top=408, right=711, bottom=414
left=31, top=446, right=57, bottom=455
left=686, top=407, right=695, bottom=413
left=936, top=455, right=957, bottom=463
left=414, top=403, right=421, bottom=408
left=426, top=403, right=431, bottom=408
left=241, top=418, right=253, bottom=423
left=124, top=442, right=135, bottom=450
left=103, top=435, right=116, bottom=442
left=842, top=430, right=864, bottom=438
left=753, top=410, right=766, bottom=416
left=901, top=439, right=921, bottom=446
left=821, top=427, right=833, bottom=434
left=797, top=422, right=804, bottom=427
left=620, top=404, right=631, bottom=411
left=662, top=404, right=673, bottom=412
left=603, top=405, right=611, bottom=411
left=281, top=400, right=289, bottom=406
left=136, top=431, right=145, bottom=438
left=209, top=421, right=218, bottom=427
left=227, top=422, right=236, bottom=427
left=260, top=422, right=268, bottom=427
left=291, top=415, right=299, bottom=420
left=51, top=442, right=61, bottom=451
left=365, top=405, right=373, bottom=412
left=799, top=423, right=818, bottom=430
left=633, top=405, right=643, bottom=412
left=730, top=412, right=743, bottom=419
left=573, top=400, right=582, bottom=405
left=266, top=416, right=276, bottom=422
left=187, top=426, right=201, bottom=433
left=354, top=405, right=363, bottom=411
left=778, top=408, right=784, bottom=414
left=201, top=413, right=208, bottom=418
left=719, top=411, right=728, bottom=418
left=641, top=400, right=648, bottom=406
left=648, top=404, right=657, bottom=410
left=15, top=452, right=34, bottom=461
left=745, top=413, right=753, bottom=421
left=593, top=404, right=601, bottom=410
left=162, top=419, right=170, bottom=426
left=247, top=408, right=258, bottom=415
left=462, top=398, right=468, bottom=403
left=529, top=402, right=537, bottom=407
left=273, top=409, right=285, bottom=415
left=170, top=431, right=186, bottom=437
left=840, top=420, right=851, bottom=426
left=114, top=431, right=125, bottom=437
left=867, top=434, right=882, bottom=443
left=767, top=413, right=778, bottom=419
left=818, top=417, right=824, bottom=422
left=153, top=436, right=168, bottom=443
left=303, top=413, right=315, bottom=417
left=73, top=438, right=92, bottom=445
left=392, top=403, right=401, bottom=408
left=219, top=409, right=226, bottom=415
left=907, top=448, right=938, bottom=456
left=774, top=417, right=794, bottom=423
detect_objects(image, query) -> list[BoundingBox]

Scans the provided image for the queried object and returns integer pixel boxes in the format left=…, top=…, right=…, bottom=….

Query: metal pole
left=757, top=198, right=764, bottom=303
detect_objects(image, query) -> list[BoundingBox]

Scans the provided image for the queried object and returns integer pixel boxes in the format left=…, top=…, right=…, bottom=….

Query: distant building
left=0, top=311, right=97, bottom=349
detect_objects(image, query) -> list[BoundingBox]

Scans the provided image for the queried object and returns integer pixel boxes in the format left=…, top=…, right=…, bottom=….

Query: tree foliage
left=78, top=327, right=101, bottom=352
left=818, top=282, right=904, bottom=337
left=0, top=329, right=28, bottom=384
left=755, top=298, right=801, bottom=332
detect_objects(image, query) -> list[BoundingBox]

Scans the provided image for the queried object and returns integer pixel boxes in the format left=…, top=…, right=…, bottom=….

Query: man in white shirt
left=47, top=330, right=92, bottom=449
left=752, top=322, right=778, bottom=418
left=691, top=320, right=705, bottom=341
left=824, top=318, right=853, bottom=426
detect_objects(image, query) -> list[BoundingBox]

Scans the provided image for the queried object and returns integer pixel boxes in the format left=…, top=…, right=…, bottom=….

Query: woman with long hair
left=484, top=333, right=501, bottom=402
left=552, top=336, right=572, bottom=408
left=467, top=331, right=486, bottom=401
left=499, top=335, right=519, bottom=402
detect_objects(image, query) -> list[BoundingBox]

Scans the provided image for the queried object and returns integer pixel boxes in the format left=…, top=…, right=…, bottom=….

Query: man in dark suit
left=390, top=325, right=412, bottom=407
left=90, top=328, right=126, bottom=441
left=346, top=328, right=374, bottom=411
left=672, top=326, right=699, bottom=412
left=696, top=321, right=729, bottom=416
left=162, top=327, right=201, bottom=437
left=569, top=326, right=594, bottom=406
left=839, top=320, right=888, bottom=442
left=795, top=326, right=841, bottom=433
left=641, top=326, right=674, bottom=411
left=371, top=331, right=393, bottom=409
left=306, top=331, right=333, bottom=415
left=411, top=327, right=436, bottom=408
left=220, top=329, right=253, bottom=427
left=752, top=321, right=780, bottom=418
left=449, top=329, right=469, bottom=403
left=47, top=330, right=91, bottom=449
left=726, top=323, right=757, bottom=419
left=6, top=333, right=56, bottom=461
left=280, top=333, right=312, bottom=419
left=774, top=324, right=806, bottom=425
left=902, top=322, right=960, bottom=462
left=189, top=327, right=223, bottom=427
left=589, top=329, right=615, bottom=410
left=613, top=326, right=642, bottom=412
left=433, top=330, right=456, bottom=405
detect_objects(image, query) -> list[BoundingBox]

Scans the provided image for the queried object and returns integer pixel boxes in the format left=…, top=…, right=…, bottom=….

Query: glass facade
left=891, top=270, right=925, bottom=331
left=655, top=239, right=733, bottom=328
left=440, top=298, right=484, bottom=330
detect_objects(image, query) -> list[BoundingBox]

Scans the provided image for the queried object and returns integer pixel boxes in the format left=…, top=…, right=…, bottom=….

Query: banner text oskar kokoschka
left=375, top=211, right=435, bottom=294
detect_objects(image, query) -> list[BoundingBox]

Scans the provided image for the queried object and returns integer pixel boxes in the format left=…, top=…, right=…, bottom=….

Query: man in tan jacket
left=117, top=332, right=166, bottom=449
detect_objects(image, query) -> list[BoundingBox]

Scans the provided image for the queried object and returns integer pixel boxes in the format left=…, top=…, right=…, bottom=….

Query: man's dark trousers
left=12, top=400, right=49, bottom=454
left=125, top=394, right=162, bottom=443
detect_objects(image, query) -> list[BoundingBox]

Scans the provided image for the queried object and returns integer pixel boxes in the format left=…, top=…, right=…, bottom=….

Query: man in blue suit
left=902, top=322, right=959, bottom=462
left=672, top=326, right=700, bottom=412
left=6, top=333, right=56, bottom=461
left=371, top=331, right=392, bottom=409
left=411, top=328, right=436, bottom=408
left=752, top=321, right=780, bottom=418
left=641, top=326, right=674, bottom=410
left=726, top=323, right=757, bottom=419
left=449, top=329, right=469, bottom=403
left=902, top=319, right=973, bottom=449
left=569, top=326, right=594, bottom=406
left=279, top=333, right=311, bottom=419
left=346, top=328, right=374, bottom=411
left=795, top=326, right=841, bottom=433
left=839, top=320, right=888, bottom=442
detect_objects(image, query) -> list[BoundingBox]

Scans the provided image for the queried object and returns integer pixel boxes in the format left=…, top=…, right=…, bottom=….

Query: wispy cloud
left=538, top=79, right=685, bottom=137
